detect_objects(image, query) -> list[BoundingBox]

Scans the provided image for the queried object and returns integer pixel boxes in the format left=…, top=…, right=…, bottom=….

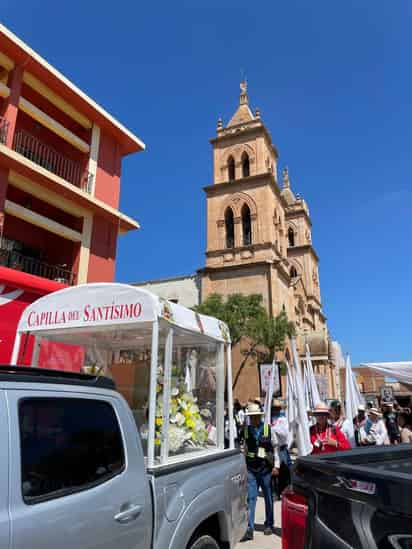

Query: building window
left=225, top=207, right=235, bottom=248
left=228, top=156, right=235, bottom=181
left=241, top=152, right=250, bottom=178
left=19, top=398, right=125, bottom=503
left=242, top=204, right=252, bottom=246
left=290, top=266, right=298, bottom=278
left=288, top=227, right=295, bottom=247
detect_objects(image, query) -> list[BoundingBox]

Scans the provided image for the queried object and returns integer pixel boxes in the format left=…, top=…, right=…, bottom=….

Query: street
left=237, top=498, right=282, bottom=549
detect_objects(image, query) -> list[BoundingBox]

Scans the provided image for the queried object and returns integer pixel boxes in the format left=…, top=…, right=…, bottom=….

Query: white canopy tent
left=361, top=362, right=412, bottom=385
left=11, top=283, right=233, bottom=469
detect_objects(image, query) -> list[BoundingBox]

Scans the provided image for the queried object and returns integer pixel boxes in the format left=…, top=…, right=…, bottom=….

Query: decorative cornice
left=211, top=120, right=276, bottom=150
left=199, top=259, right=274, bottom=275
left=287, top=244, right=319, bottom=263
left=285, top=205, right=312, bottom=227
left=203, top=172, right=286, bottom=206
left=206, top=241, right=280, bottom=258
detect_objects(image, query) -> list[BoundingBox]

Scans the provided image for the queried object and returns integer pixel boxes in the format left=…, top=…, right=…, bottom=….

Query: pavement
left=237, top=497, right=282, bottom=549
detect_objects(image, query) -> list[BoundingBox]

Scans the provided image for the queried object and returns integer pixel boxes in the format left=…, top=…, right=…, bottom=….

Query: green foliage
left=253, top=310, right=295, bottom=362
left=195, top=293, right=294, bottom=354
left=194, top=293, right=267, bottom=344
left=195, top=294, right=295, bottom=388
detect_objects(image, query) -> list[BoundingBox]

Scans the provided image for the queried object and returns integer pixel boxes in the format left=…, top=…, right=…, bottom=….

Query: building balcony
left=0, top=245, right=74, bottom=285
left=12, top=129, right=93, bottom=194
left=0, top=116, right=9, bottom=145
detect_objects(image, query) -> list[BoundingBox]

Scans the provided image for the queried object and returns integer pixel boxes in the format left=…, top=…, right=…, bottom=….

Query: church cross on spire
left=282, top=166, right=291, bottom=189
left=240, top=80, right=248, bottom=105
left=226, top=80, right=254, bottom=128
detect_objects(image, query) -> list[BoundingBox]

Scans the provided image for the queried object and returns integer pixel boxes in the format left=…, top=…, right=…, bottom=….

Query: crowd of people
left=230, top=395, right=412, bottom=542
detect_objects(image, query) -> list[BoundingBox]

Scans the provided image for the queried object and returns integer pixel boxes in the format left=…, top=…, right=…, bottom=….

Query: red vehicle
left=0, top=267, right=65, bottom=364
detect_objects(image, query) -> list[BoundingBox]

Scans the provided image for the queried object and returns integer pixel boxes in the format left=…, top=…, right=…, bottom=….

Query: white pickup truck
left=7, top=283, right=248, bottom=549
left=1, top=365, right=247, bottom=549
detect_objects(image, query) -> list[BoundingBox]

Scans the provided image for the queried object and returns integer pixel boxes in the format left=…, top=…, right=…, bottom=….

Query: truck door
left=8, top=389, right=152, bottom=549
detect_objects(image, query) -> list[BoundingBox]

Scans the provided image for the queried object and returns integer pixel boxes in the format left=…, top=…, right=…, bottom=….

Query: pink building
left=0, top=24, right=144, bottom=362
left=0, top=23, right=143, bottom=285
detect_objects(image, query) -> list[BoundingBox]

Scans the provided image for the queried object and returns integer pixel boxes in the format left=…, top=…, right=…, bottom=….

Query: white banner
left=260, top=363, right=280, bottom=395
left=291, top=338, right=313, bottom=456
left=262, top=361, right=278, bottom=426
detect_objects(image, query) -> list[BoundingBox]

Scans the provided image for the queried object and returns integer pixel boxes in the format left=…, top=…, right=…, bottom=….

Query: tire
left=188, top=534, right=220, bottom=549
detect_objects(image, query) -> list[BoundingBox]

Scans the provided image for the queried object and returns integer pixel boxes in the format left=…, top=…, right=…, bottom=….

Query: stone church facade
left=197, top=83, right=339, bottom=402
left=134, top=83, right=342, bottom=403
left=200, top=82, right=324, bottom=335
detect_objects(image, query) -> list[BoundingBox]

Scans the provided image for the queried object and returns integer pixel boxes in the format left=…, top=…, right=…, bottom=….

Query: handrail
left=12, top=129, right=93, bottom=193
left=0, top=116, right=9, bottom=145
left=0, top=246, right=74, bottom=285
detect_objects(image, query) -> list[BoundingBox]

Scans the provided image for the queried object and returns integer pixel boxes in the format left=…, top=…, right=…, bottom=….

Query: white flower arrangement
left=154, top=380, right=211, bottom=453
left=168, top=425, right=189, bottom=453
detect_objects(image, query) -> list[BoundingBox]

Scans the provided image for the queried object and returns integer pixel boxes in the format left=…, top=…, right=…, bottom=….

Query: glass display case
left=12, top=283, right=233, bottom=467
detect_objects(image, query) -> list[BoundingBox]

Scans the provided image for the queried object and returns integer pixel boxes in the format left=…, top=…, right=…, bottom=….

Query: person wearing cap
left=353, top=404, right=368, bottom=446
left=381, top=401, right=400, bottom=444
left=240, top=402, right=277, bottom=541
left=361, top=408, right=389, bottom=446
left=310, top=402, right=351, bottom=454
left=271, top=399, right=291, bottom=496
left=329, top=400, right=354, bottom=447
left=399, top=412, right=412, bottom=444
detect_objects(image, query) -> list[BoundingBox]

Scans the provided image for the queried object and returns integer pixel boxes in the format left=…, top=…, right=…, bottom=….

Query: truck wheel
left=188, top=534, right=220, bottom=549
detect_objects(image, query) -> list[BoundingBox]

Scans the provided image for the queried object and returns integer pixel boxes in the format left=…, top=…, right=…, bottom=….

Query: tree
left=194, top=293, right=267, bottom=345
left=195, top=294, right=295, bottom=389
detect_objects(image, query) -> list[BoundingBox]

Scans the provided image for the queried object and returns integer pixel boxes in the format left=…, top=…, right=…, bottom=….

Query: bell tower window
left=228, top=156, right=235, bottom=181
left=241, top=152, right=250, bottom=178
left=288, top=227, right=295, bottom=247
left=225, top=207, right=235, bottom=248
left=242, top=204, right=252, bottom=246
left=290, top=266, right=298, bottom=278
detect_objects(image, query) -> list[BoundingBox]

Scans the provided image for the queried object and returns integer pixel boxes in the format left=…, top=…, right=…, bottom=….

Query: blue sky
left=3, top=1, right=412, bottom=365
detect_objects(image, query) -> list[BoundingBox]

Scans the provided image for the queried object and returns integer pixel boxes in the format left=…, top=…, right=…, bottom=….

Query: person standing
left=353, top=404, right=368, bottom=446
left=310, top=402, right=351, bottom=454
left=382, top=401, right=400, bottom=445
left=361, top=408, right=388, bottom=446
left=398, top=412, right=412, bottom=444
left=271, top=399, right=291, bottom=496
left=233, top=399, right=245, bottom=445
left=329, top=400, right=354, bottom=447
left=240, top=403, right=277, bottom=541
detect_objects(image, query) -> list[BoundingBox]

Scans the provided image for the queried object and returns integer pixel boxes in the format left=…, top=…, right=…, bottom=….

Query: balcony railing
left=13, top=129, right=93, bottom=194
left=0, top=247, right=74, bottom=285
left=0, top=116, right=9, bottom=145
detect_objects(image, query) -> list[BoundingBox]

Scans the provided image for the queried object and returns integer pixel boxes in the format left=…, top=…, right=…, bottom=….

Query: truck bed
left=299, top=444, right=412, bottom=474
left=288, top=446, right=412, bottom=548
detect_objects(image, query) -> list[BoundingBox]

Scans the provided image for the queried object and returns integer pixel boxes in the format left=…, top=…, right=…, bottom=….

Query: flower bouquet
left=154, top=376, right=210, bottom=453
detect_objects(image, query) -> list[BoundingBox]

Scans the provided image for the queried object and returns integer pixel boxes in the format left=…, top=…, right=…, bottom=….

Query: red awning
left=0, top=267, right=67, bottom=296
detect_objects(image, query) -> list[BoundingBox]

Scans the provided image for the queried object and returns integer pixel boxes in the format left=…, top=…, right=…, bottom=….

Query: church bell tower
left=200, top=82, right=290, bottom=316
left=198, top=82, right=333, bottom=402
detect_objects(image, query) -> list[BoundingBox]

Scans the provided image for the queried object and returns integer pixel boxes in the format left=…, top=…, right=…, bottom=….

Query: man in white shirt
left=361, top=408, right=389, bottom=446
left=271, top=399, right=291, bottom=496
